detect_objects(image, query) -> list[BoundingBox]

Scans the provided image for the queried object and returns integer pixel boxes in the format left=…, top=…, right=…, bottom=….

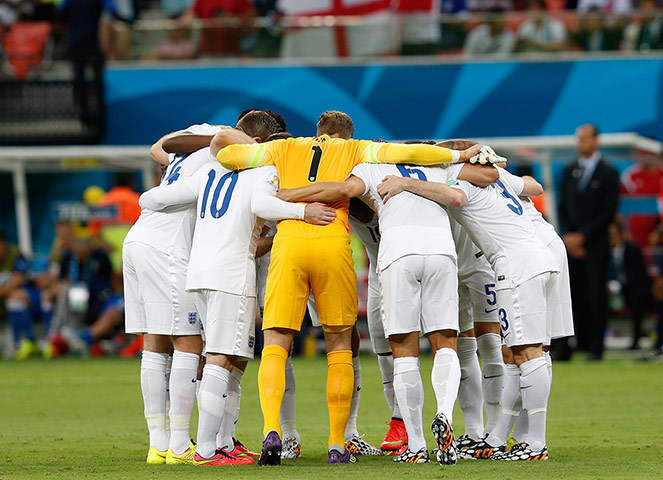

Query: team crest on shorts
left=248, top=335, right=255, bottom=349
left=188, top=312, right=197, bottom=325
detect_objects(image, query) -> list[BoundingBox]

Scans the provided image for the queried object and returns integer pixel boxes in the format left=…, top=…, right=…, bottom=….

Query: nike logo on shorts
left=485, top=308, right=497, bottom=313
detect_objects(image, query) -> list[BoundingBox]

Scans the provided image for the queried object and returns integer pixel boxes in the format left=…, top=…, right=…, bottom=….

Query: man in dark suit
left=558, top=124, right=620, bottom=361
left=608, top=221, right=652, bottom=350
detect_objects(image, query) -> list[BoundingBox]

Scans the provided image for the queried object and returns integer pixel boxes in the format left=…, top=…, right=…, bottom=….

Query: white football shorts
left=192, top=289, right=256, bottom=359
left=548, top=236, right=574, bottom=340
left=458, top=280, right=501, bottom=333
left=366, top=268, right=391, bottom=354
left=123, top=242, right=200, bottom=336
left=496, top=271, right=557, bottom=348
left=379, top=254, right=459, bottom=337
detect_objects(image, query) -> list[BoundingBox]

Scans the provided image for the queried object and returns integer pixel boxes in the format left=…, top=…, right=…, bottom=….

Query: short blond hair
left=316, top=110, right=354, bottom=139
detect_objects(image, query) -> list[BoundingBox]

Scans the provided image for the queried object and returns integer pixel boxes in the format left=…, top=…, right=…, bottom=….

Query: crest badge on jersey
left=266, top=174, right=279, bottom=190
left=188, top=312, right=197, bottom=325
left=248, top=335, right=255, bottom=349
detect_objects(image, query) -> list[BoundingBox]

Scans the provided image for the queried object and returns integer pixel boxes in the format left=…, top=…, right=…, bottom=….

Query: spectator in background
left=466, top=0, right=513, bottom=11
left=57, top=0, right=106, bottom=135
left=144, top=24, right=197, bottom=60
left=621, top=0, right=663, bottom=51
left=59, top=236, right=113, bottom=327
left=558, top=124, right=620, bottom=361
left=94, top=172, right=141, bottom=272
left=571, top=8, right=623, bottom=50
left=248, top=0, right=283, bottom=57
left=608, top=219, right=652, bottom=350
left=620, top=155, right=663, bottom=246
left=179, top=0, right=253, bottom=56
left=163, top=0, right=194, bottom=18
left=646, top=224, right=663, bottom=360
left=516, top=0, right=567, bottom=52
left=440, top=0, right=469, bottom=51
left=97, top=172, right=141, bottom=226
left=463, top=7, right=515, bottom=56
left=397, top=0, right=442, bottom=55
left=577, top=0, right=632, bottom=15
left=0, top=232, right=36, bottom=358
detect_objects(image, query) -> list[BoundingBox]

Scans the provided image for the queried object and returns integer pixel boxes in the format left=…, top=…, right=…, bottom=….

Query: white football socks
left=431, top=347, right=461, bottom=425
left=216, top=367, right=243, bottom=452
left=477, top=333, right=505, bottom=435
left=543, top=350, right=553, bottom=385
left=486, top=363, right=521, bottom=447
left=457, top=337, right=484, bottom=440
left=196, top=364, right=231, bottom=458
left=393, top=357, right=426, bottom=452
left=377, top=354, right=401, bottom=419
left=519, top=356, right=550, bottom=453
left=141, top=350, right=169, bottom=452
left=280, top=357, right=300, bottom=442
left=165, top=354, right=172, bottom=434
left=512, top=407, right=528, bottom=443
left=344, top=356, right=362, bottom=441
left=168, top=350, right=199, bottom=454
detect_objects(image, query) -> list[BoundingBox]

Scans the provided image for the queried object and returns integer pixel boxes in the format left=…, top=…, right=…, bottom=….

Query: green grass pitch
left=1, top=354, right=662, bottom=479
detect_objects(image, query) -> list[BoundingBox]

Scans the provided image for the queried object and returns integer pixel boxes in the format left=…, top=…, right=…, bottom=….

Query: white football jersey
left=184, top=165, right=282, bottom=295
left=449, top=215, right=494, bottom=285
left=124, top=140, right=218, bottom=259
left=523, top=199, right=558, bottom=245
left=496, top=166, right=559, bottom=246
left=349, top=209, right=380, bottom=287
left=447, top=171, right=556, bottom=287
left=351, top=163, right=457, bottom=271
left=349, top=210, right=380, bottom=270
left=256, top=220, right=277, bottom=309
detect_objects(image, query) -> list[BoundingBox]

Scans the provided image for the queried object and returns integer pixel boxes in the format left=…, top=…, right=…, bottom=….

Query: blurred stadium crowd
left=0, top=0, right=662, bottom=76
left=1, top=128, right=663, bottom=361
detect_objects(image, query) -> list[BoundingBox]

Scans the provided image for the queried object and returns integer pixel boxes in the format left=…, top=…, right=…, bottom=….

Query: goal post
left=0, top=145, right=154, bottom=257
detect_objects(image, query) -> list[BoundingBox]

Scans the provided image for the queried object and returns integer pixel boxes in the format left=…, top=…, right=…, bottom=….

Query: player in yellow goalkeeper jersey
left=210, top=111, right=482, bottom=465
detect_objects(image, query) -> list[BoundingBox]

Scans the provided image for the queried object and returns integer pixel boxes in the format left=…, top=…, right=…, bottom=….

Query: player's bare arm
left=521, top=175, right=544, bottom=197
left=150, top=129, right=189, bottom=166
left=210, top=128, right=258, bottom=157
left=456, top=164, right=500, bottom=187
left=251, top=188, right=337, bottom=225
left=256, top=225, right=274, bottom=258
left=436, top=139, right=478, bottom=150
left=277, top=176, right=367, bottom=203
left=377, top=176, right=467, bottom=206
left=163, top=134, right=214, bottom=155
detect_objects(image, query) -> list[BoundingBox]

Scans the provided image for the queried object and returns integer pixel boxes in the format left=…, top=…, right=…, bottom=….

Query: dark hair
left=528, top=0, right=546, bottom=8
left=236, top=110, right=281, bottom=142
left=115, top=172, right=135, bottom=188
left=0, top=231, right=6, bottom=243
left=266, top=132, right=294, bottom=141
left=317, top=110, right=354, bottom=139
left=403, top=139, right=436, bottom=145
left=237, top=109, right=287, bottom=132
left=437, top=139, right=478, bottom=150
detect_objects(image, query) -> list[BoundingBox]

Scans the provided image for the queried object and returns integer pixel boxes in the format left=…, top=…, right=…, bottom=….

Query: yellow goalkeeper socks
left=326, top=350, right=354, bottom=449
left=258, top=344, right=289, bottom=438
